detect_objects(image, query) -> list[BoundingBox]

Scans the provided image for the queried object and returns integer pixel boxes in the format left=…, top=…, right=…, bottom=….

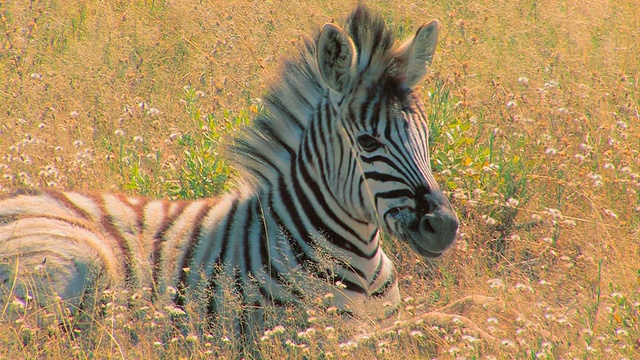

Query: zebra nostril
left=419, top=215, right=436, bottom=234
left=420, top=209, right=459, bottom=248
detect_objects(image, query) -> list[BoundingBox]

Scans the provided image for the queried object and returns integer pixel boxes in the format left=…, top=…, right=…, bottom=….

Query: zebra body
left=1, top=186, right=395, bottom=318
left=0, top=5, right=457, bottom=325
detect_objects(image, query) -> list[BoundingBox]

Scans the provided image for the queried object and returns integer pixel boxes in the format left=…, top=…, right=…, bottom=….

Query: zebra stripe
left=0, top=5, right=458, bottom=327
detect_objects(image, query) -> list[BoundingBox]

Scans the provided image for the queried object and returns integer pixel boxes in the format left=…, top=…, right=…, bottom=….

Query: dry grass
left=1, top=0, right=639, bottom=358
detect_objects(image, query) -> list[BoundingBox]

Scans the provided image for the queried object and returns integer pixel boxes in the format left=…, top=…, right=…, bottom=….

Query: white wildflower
left=501, top=339, right=515, bottom=347
left=506, top=198, right=519, bottom=207
left=272, top=325, right=285, bottom=334
left=603, top=209, right=617, bottom=219
left=147, top=108, right=160, bottom=116
left=487, top=278, right=504, bottom=289
left=462, top=334, right=478, bottom=343
left=610, top=292, right=624, bottom=300
left=338, top=341, right=358, bottom=349
left=615, top=328, right=628, bottom=336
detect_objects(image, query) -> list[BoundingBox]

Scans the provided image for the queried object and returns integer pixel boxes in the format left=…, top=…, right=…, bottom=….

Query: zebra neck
left=260, top=163, right=388, bottom=290
left=264, top=172, right=378, bottom=248
left=260, top=178, right=400, bottom=316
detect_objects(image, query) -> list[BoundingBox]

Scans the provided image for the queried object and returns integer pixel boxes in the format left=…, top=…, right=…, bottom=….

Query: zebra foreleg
left=238, top=305, right=265, bottom=358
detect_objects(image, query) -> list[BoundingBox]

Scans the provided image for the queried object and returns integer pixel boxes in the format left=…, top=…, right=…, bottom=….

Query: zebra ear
left=399, top=20, right=439, bottom=87
left=317, top=23, right=357, bottom=94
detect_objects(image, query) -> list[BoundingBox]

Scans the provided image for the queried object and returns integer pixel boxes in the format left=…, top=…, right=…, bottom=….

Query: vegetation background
left=0, top=0, right=638, bottom=358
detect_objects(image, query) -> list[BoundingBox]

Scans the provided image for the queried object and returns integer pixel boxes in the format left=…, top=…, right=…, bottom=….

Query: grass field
left=1, top=0, right=639, bottom=358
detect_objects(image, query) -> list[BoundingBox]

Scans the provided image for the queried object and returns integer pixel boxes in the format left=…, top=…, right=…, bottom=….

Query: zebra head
left=316, top=8, right=458, bottom=258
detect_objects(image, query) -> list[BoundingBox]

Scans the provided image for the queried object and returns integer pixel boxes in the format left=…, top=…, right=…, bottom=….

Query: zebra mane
left=231, top=5, right=403, bottom=187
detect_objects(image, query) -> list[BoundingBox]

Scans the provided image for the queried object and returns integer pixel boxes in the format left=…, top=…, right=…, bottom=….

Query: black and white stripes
left=0, top=5, right=458, bottom=326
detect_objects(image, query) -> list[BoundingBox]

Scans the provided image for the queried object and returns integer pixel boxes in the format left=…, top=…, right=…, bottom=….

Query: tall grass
left=1, top=0, right=638, bottom=358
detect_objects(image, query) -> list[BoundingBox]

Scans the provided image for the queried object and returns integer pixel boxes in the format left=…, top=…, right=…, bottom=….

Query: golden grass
left=1, top=0, right=639, bottom=358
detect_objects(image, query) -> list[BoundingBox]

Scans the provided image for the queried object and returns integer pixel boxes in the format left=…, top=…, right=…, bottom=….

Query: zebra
left=0, top=4, right=457, bottom=337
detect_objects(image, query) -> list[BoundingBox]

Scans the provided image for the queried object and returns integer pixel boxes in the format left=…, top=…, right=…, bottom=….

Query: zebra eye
left=357, top=134, right=382, bottom=152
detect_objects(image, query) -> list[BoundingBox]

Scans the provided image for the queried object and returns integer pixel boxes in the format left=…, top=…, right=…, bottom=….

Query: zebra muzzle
left=410, top=188, right=459, bottom=256
left=419, top=207, right=459, bottom=254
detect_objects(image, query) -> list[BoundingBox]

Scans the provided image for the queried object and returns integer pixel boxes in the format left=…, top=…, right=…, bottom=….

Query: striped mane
left=231, top=5, right=402, bottom=186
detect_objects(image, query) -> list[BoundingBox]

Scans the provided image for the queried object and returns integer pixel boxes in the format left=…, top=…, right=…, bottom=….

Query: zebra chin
left=386, top=207, right=459, bottom=258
